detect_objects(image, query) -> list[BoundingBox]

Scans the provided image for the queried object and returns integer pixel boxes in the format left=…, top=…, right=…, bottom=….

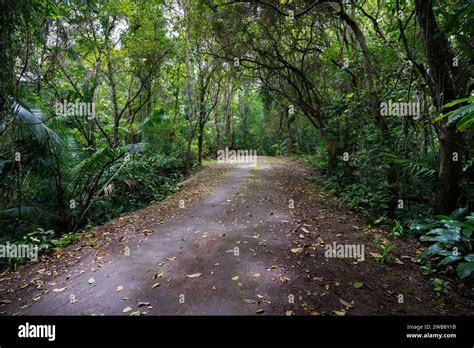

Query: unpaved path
left=0, top=157, right=471, bottom=315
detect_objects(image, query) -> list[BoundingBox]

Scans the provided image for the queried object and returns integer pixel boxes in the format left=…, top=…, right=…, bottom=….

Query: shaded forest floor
left=0, top=157, right=472, bottom=315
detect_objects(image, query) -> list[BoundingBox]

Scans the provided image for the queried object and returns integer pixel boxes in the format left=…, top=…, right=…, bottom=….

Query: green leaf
left=456, top=262, right=474, bottom=279
left=438, top=255, right=462, bottom=266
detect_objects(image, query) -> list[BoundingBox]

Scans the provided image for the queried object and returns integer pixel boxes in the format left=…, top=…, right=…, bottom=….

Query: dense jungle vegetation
left=0, top=0, right=473, bottom=279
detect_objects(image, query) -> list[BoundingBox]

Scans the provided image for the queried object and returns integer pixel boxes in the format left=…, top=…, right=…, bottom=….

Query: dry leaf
left=290, top=247, right=304, bottom=254
left=393, top=258, right=404, bottom=265
left=153, top=272, right=164, bottom=279
left=339, top=298, right=354, bottom=309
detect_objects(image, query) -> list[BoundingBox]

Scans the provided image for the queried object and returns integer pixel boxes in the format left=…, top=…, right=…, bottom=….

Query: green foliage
left=22, top=228, right=56, bottom=252
left=432, top=278, right=449, bottom=294
left=377, top=242, right=396, bottom=264
left=435, top=95, right=474, bottom=132
left=415, top=208, right=474, bottom=279
left=392, top=220, right=404, bottom=237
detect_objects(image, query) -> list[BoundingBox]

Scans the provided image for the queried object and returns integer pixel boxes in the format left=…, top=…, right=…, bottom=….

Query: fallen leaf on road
left=256, top=309, right=265, bottom=314
left=186, top=273, right=202, bottom=278
left=286, top=310, right=293, bottom=316
left=122, top=306, right=132, bottom=313
left=130, top=310, right=141, bottom=316
left=53, top=287, right=66, bottom=292
left=243, top=299, right=256, bottom=304
left=88, top=277, right=95, bottom=284
left=153, top=272, right=164, bottom=279
left=333, top=310, right=346, bottom=316
left=232, top=276, right=239, bottom=281
left=138, top=302, right=150, bottom=307
left=116, top=285, right=123, bottom=292
left=253, top=273, right=261, bottom=278
left=310, top=311, right=321, bottom=316
left=290, top=247, right=304, bottom=254
left=354, top=282, right=363, bottom=289
left=339, top=298, right=354, bottom=309
left=152, top=283, right=160, bottom=289
left=393, top=257, right=404, bottom=265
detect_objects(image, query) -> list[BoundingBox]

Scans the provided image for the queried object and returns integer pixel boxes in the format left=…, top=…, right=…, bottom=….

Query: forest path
left=1, top=157, right=467, bottom=315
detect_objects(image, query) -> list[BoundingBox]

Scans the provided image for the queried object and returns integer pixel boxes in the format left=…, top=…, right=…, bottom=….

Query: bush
left=414, top=208, right=474, bottom=279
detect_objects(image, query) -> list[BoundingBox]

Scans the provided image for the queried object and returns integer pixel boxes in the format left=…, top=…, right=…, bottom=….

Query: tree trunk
left=415, top=0, right=463, bottom=214
left=197, top=121, right=204, bottom=164
left=183, top=0, right=195, bottom=174
left=224, top=85, right=233, bottom=147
